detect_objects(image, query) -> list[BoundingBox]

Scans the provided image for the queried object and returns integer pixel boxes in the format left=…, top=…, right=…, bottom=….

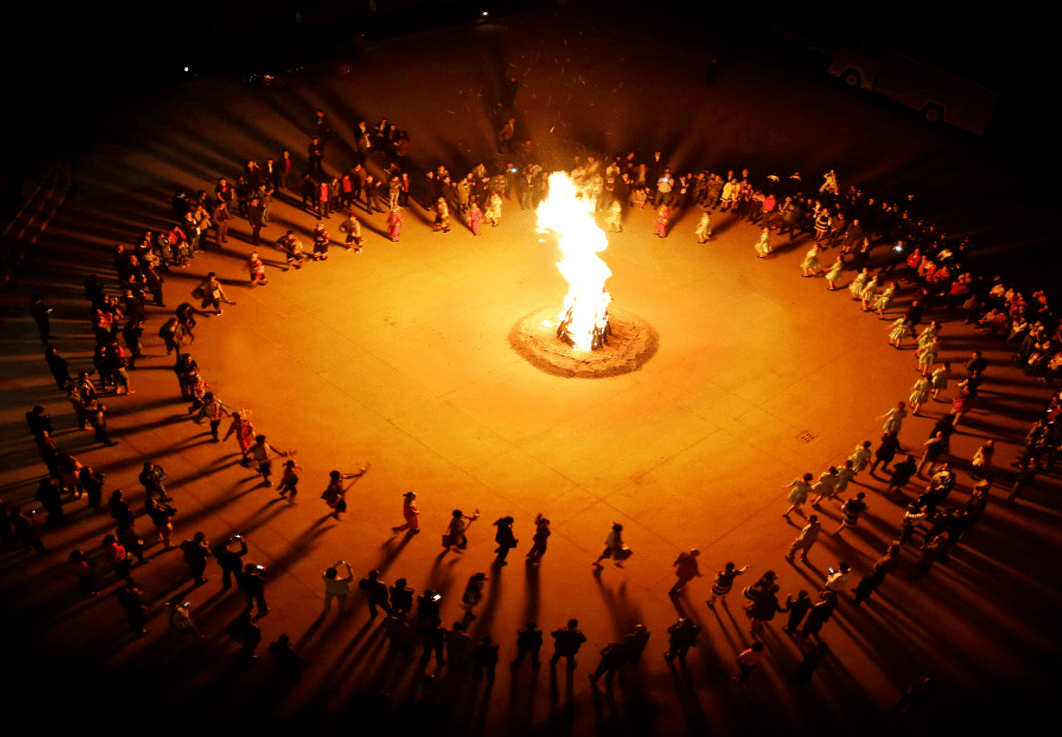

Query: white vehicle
left=828, top=41, right=1001, bottom=136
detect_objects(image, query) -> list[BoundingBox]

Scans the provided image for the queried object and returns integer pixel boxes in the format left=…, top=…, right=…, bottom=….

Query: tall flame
left=536, top=172, right=612, bottom=351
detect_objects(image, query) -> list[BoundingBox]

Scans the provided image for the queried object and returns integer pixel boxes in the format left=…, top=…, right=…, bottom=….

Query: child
left=800, top=244, right=823, bottom=277
left=434, top=197, right=451, bottom=233
left=930, top=363, right=950, bottom=400
left=909, top=377, right=931, bottom=415
left=825, top=257, right=844, bottom=290
left=875, top=282, right=897, bottom=318
left=888, top=317, right=911, bottom=348
left=655, top=205, right=670, bottom=238
left=387, top=207, right=403, bottom=242
left=468, top=201, right=483, bottom=235
left=754, top=226, right=771, bottom=257
left=277, top=459, right=301, bottom=501
left=695, top=211, right=712, bottom=243
left=848, top=268, right=870, bottom=299
left=859, top=275, right=879, bottom=311
left=246, top=252, right=267, bottom=287
left=918, top=336, right=941, bottom=376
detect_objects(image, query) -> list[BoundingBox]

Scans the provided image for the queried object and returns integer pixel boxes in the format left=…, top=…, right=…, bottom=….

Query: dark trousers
left=221, top=565, right=240, bottom=589
left=245, top=591, right=268, bottom=612
left=367, top=598, right=393, bottom=618
left=512, top=645, right=540, bottom=668
left=115, top=561, right=134, bottom=585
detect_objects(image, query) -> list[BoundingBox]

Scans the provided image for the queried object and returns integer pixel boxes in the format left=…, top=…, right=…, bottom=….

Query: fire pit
left=509, top=172, right=658, bottom=378
left=509, top=307, right=658, bottom=378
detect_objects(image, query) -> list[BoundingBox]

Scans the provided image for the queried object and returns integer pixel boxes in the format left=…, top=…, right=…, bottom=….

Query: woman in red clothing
left=387, top=207, right=403, bottom=242
left=951, top=380, right=977, bottom=427
left=654, top=204, right=670, bottom=238
left=223, top=412, right=256, bottom=465
left=468, top=201, right=484, bottom=235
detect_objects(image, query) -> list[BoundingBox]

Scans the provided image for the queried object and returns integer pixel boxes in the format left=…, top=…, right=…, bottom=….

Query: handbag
left=616, top=546, right=633, bottom=561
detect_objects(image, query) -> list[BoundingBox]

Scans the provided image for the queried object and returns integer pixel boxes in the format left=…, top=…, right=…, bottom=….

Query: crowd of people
left=5, top=92, right=1060, bottom=727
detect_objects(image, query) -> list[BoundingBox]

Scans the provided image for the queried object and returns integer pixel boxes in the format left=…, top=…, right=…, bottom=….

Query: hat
left=403, top=492, right=416, bottom=498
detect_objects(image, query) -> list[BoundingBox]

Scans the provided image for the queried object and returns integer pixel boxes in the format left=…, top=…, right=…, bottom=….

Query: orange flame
left=536, top=172, right=612, bottom=351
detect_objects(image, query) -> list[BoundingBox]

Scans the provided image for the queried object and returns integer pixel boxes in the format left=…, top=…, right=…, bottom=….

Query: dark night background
left=2, top=3, right=1061, bottom=733
left=3, top=1, right=1056, bottom=154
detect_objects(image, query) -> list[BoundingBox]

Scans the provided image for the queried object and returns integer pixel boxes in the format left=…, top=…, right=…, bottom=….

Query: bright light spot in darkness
left=536, top=172, right=612, bottom=352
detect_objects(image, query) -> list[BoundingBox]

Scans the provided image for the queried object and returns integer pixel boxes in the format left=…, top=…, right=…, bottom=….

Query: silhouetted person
left=511, top=621, right=543, bottom=670
left=549, top=619, right=587, bottom=668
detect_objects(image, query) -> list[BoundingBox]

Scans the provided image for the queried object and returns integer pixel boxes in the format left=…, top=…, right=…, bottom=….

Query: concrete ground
left=2, top=8, right=1060, bottom=736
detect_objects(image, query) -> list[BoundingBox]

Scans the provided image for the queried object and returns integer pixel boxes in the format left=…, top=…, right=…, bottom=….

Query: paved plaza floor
left=2, top=9, right=1060, bottom=736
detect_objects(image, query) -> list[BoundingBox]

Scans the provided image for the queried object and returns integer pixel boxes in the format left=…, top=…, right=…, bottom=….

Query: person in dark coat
left=44, top=345, right=72, bottom=389
left=549, top=619, right=587, bottom=668
left=886, top=454, right=919, bottom=496
left=116, top=584, right=149, bottom=636
left=419, top=618, right=447, bottom=667
left=747, top=584, right=785, bottom=638
left=870, top=432, right=901, bottom=475
left=34, top=478, right=64, bottom=525
left=180, top=532, right=212, bottom=585
left=525, top=514, right=551, bottom=563
left=492, top=516, right=517, bottom=565
left=782, top=590, right=812, bottom=633
left=28, top=296, right=54, bottom=342
left=669, top=549, right=702, bottom=596
left=359, top=569, right=393, bottom=618
left=852, top=544, right=901, bottom=603
left=10, top=506, right=46, bottom=554
left=510, top=621, right=543, bottom=670
left=108, top=489, right=133, bottom=526
left=664, top=617, right=701, bottom=661
left=79, top=466, right=105, bottom=514
left=799, top=591, right=838, bottom=638
left=589, top=643, right=627, bottom=684
left=213, top=535, right=248, bottom=589
left=25, top=406, right=53, bottom=446
left=241, top=563, right=269, bottom=614
left=389, top=578, right=414, bottom=616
